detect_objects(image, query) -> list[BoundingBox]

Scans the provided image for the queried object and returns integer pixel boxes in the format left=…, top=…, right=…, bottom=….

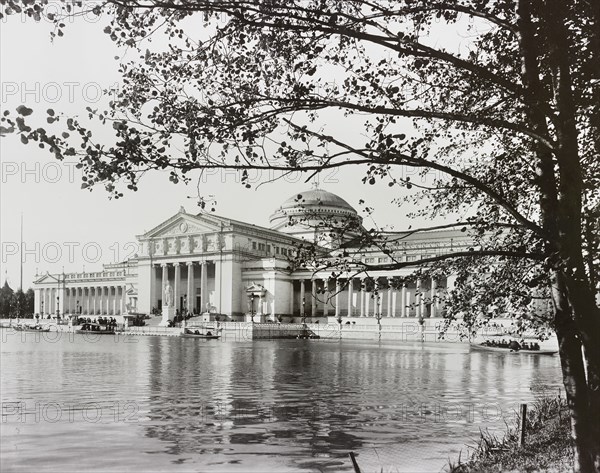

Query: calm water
left=0, top=331, right=561, bottom=472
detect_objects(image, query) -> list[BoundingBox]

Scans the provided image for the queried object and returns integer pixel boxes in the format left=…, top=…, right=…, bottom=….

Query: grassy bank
left=448, top=394, right=573, bottom=472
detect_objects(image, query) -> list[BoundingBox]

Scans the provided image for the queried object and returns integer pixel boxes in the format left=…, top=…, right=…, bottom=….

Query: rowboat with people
left=180, top=328, right=221, bottom=339
left=13, top=323, right=51, bottom=333
left=76, top=323, right=116, bottom=335
left=470, top=339, right=557, bottom=355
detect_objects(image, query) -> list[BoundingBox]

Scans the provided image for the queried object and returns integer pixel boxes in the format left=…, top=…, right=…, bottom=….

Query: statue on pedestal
left=164, top=282, right=174, bottom=307
left=159, top=283, right=176, bottom=327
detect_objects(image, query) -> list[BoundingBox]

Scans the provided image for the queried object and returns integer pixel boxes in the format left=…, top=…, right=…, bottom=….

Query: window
left=378, top=257, right=388, bottom=263
left=258, top=243, right=266, bottom=251
left=275, top=247, right=280, bottom=254
left=281, top=248, right=288, bottom=256
left=266, top=245, right=271, bottom=253
left=406, top=255, right=417, bottom=262
left=252, top=242, right=257, bottom=250
left=365, top=257, right=375, bottom=263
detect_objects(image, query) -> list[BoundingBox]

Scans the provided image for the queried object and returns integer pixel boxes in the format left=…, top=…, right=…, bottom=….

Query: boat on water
left=470, top=343, right=557, bottom=355
left=181, top=328, right=221, bottom=339
left=13, top=324, right=51, bottom=332
left=76, top=323, right=116, bottom=335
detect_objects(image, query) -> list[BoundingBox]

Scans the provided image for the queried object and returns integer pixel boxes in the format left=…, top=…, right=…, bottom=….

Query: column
left=174, top=263, right=181, bottom=312
left=406, top=292, right=412, bottom=317
left=86, top=288, right=90, bottom=315
left=419, top=278, right=426, bottom=317
left=151, top=265, right=157, bottom=310
left=311, top=280, right=317, bottom=317
left=360, top=279, right=365, bottom=317
left=386, top=286, right=392, bottom=317
left=335, top=279, right=341, bottom=318
left=365, top=291, right=371, bottom=317
left=214, top=260, right=222, bottom=314
left=200, top=262, right=207, bottom=312
left=415, top=279, right=421, bottom=319
left=347, top=278, right=353, bottom=317
left=113, top=287, right=118, bottom=315
left=430, top=278, right=437, bottom=318
left=300, top=279, right=306, bottom=317
left=436, top=277, right=443, bottom=314
left=187, top=262, right=194, bottom=314
left=258, top=293, right=263, bottom=315
left=104, top=286, right=109, bottom=315
left=323, top=279, right=329, bottom=317
left=289, top=280, right=294, bottom=315
left=91, top=288, right=96, bottom=315
left=401, top=284, right=407, bottom=317
left=161, top=263, right=168, bottom=306
left=121, top=285, right=127, bottom=315
left=392, top=288, right=397, bottom=317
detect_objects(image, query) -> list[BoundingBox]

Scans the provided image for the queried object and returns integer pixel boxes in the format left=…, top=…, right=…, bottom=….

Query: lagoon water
left=0, top=331, right=561, bottom=472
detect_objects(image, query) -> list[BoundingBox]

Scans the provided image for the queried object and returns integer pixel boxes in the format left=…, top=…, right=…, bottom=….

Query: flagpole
left=20, top=212, right=23, bottom=291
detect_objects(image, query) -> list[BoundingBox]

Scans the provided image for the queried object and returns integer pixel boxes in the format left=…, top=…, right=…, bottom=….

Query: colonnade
left=156, top=261, right=210, bottom=314
left=293, top=276, right=444, bottom=318
left=37, top=285, right=128, bottom=317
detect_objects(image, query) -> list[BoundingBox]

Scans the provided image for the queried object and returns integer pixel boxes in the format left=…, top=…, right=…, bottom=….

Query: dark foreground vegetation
left=449, top=394, right=573, bottom=472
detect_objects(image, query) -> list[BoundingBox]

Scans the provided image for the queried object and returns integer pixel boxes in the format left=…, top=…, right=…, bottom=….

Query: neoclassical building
left=33, top=189, right=471, bottom=323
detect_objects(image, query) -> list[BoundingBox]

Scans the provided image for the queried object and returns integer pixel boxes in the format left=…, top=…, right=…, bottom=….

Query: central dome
left=279, top=189, right=357, bottom=213
left=269, top=189, right=362, bottom=245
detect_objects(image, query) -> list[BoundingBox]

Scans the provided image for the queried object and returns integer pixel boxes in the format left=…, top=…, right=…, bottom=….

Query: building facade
left=33, top=189, right=471, bottom=323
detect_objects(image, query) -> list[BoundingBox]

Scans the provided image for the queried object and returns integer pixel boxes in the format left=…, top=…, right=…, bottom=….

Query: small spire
left=179, top=205, right=186, bottom=214
left=311, top=178, right=320, bottom=190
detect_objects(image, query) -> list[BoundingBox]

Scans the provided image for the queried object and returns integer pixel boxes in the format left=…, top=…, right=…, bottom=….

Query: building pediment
left=246, top=283, right=266, bottom=295
left=138, top=211, right=222, bottom=240
left=33, top=274, right=55, bottom=285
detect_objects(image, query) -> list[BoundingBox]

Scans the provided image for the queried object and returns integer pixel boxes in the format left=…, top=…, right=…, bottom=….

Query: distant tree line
left=0, top=282, right=35, bottom=318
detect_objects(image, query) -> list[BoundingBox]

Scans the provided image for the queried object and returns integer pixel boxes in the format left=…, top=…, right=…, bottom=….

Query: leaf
left=16, top=105, right=33, bottom=116
left=0, top=125, right=15, bottom=136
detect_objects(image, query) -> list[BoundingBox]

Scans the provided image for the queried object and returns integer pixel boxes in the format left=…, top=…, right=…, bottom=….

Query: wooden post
left=349, top=452, right=361, bottom=473
left=519, top=403, right=528, bottom=446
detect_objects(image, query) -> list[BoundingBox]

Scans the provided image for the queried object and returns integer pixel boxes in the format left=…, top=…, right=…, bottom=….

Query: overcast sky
left=0, top=6, right=455, bottom=290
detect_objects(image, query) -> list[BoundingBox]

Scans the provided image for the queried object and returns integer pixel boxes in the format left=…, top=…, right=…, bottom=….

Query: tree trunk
left=553, top=271, right=600, bottom=472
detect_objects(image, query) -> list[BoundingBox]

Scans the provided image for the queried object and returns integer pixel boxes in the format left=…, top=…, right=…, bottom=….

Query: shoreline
left=448, top=395, right=573, bottom=472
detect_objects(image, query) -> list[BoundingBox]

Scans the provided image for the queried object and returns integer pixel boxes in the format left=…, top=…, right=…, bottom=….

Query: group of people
left=482, top=339, right=541, bottom=351
left=74, top=316, right=118, bottom=328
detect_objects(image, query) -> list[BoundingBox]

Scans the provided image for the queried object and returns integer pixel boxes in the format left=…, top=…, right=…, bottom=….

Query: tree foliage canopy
left=1, top=0, right=599, bottom=469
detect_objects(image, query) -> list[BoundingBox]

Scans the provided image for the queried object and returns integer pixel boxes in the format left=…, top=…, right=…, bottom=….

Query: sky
left=0, top=5, right=455, bottom=290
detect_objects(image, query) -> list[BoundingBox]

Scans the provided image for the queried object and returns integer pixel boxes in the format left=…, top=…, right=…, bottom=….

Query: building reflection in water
left=141, top=338, right=561, bottom=471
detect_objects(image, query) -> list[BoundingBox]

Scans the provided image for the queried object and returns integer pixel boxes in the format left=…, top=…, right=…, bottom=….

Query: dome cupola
left=269, top=188, right=363, bottom=246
